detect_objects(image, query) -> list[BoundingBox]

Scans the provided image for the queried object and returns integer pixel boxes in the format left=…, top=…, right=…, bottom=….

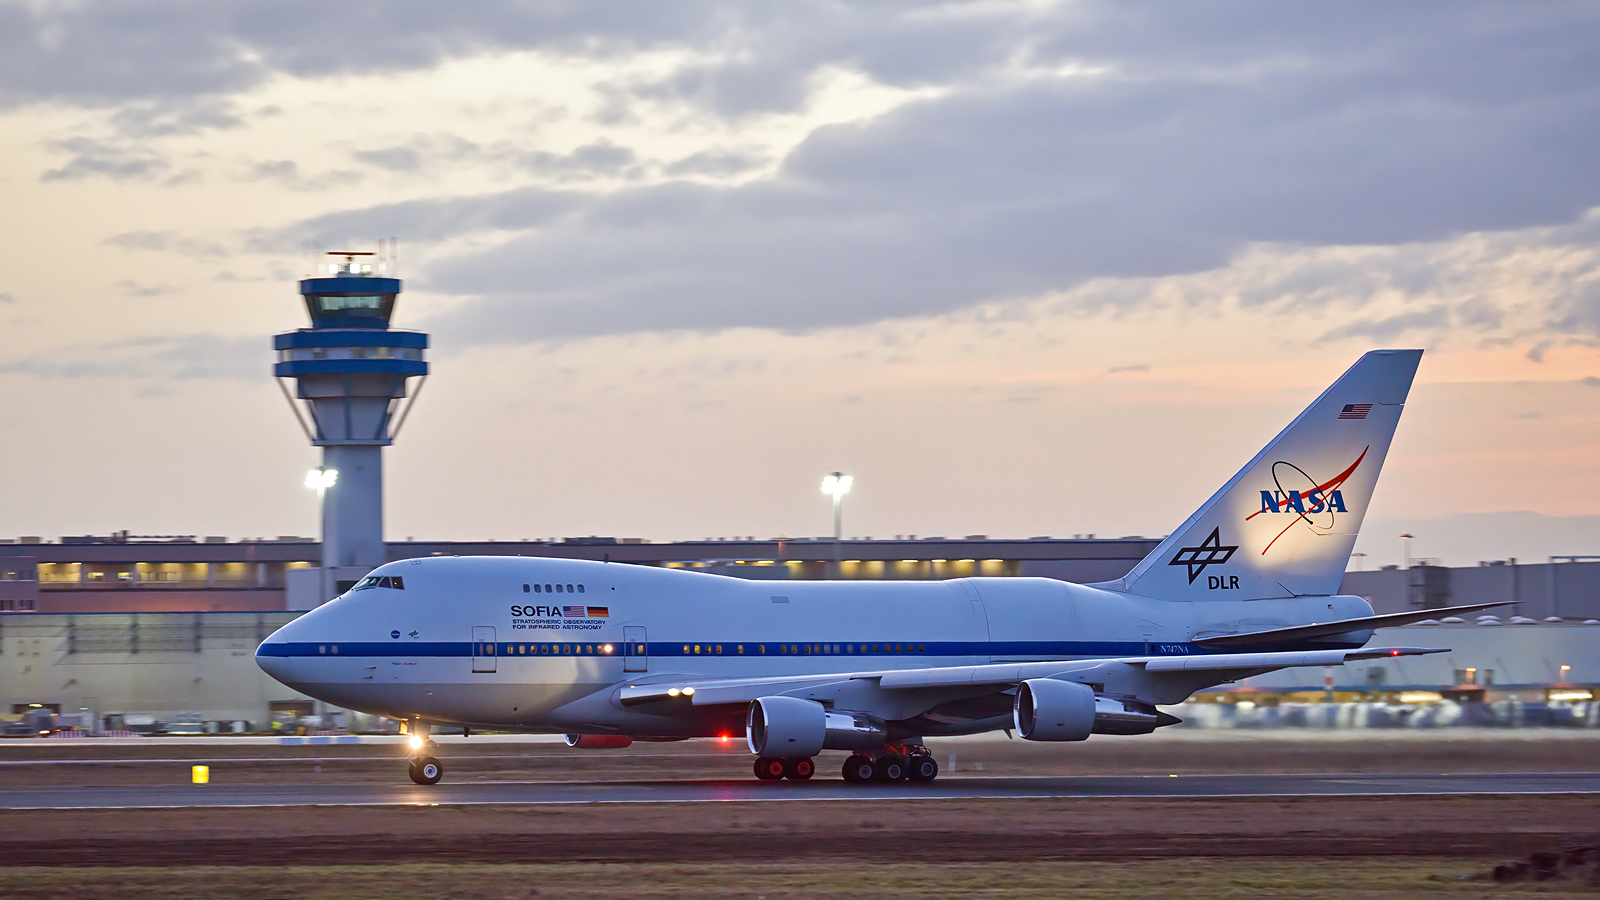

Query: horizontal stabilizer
left=1191, top=600, right=1518, bottom=649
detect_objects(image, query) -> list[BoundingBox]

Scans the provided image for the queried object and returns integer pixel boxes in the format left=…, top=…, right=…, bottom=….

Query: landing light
left=682, top=687, right=695, bottom=696
left=667, top=688, right=680, bottom=697
left=408, top=735, right=423, bottom=751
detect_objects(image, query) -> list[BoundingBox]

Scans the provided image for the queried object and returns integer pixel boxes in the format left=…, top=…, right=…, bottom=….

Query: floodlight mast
left=274, top=240, right=427, bottom=605
left=821, top=472, right=852, bottom=579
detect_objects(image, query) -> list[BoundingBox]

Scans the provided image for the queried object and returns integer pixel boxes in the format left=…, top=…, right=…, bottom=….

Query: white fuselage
left=256, top=555, right=1373, bottom=737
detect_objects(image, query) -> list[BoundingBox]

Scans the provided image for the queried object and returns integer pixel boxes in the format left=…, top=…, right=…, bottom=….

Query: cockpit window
left=352, top=575, right=405, bottom=591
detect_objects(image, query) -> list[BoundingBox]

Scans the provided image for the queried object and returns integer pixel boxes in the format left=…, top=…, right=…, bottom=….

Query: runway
left=5, top=770, right=1598, bottom=809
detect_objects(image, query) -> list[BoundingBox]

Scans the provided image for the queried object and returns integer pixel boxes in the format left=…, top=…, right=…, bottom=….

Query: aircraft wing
left=615, top=645, right=1446, bottom=710
left=1191, top=601, right=1518, bottom=649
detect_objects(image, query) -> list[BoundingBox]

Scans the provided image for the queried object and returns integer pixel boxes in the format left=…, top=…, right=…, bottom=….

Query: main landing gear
left=842, top=745, right=937, bottom=784
left=406, top=720, right=444, bottom=785
left=754, top=755, right=814, bottom=781
left=752, top=744, right=938, bottom=785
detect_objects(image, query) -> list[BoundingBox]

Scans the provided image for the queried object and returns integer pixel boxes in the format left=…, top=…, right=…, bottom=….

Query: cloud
left=237, top=3, right=1599, bottom=345
left=663, top=150, right=768, bottom=178
left=115, top=279, right=175, bottom=297
left=26, top=3, right=1600, bottom=350
left=40, top=136, right=167, bottom=181
left=0, top=334, right=262, bottom=381
left=1107, top=364, right=1149, bottom=373
left=513, top=140, right=637, bottom=180
left=0, top=292, right=13, bottom=303
left=1582, top=376, right=1600, bottom=388
left=247, top=159, right=362, bottom=190
left=1319, top=306, right=1451, bottom=343
left=103, top=231, right=226, bottom=256
left=0, top=3, right=741, bottom=112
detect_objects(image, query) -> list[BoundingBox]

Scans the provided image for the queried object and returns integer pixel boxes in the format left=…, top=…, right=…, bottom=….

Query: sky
left=1, top=1, right=1598, bottom=569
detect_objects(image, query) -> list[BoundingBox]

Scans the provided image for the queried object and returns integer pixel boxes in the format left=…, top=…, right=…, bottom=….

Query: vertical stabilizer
left=1109, top=350, right=1422, bottom=601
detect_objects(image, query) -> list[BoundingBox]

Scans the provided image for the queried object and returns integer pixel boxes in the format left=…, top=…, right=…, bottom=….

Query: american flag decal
left=1338, top=403, right=1372, bottom=420
left=562, top=605, right=588, bottom=617
left=587, top=606, right=609, bottom=618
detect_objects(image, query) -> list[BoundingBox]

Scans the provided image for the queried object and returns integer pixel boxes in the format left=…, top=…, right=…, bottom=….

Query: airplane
left=257, top=348, right=1510, bottom=786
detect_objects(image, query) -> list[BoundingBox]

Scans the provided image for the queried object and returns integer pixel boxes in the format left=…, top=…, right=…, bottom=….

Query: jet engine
left=746, top=696, right=889, bottom=757
left=1013, top=678, right=1095, bottom=741
left=1014, top=679, right=1180, bottom=740
left=564, top=734, right=633, bottom=749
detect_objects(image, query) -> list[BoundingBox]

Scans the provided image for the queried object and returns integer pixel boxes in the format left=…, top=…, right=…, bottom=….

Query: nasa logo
left=1258, top=490, right=1348, bottom=514
left=390, top=630, right=400, bottom=639
left=1246, top=448, right=1369, bottom=556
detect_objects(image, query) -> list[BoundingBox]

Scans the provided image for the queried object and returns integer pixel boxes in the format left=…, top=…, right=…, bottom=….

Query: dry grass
left=3, top=859, right=1590, bottom=900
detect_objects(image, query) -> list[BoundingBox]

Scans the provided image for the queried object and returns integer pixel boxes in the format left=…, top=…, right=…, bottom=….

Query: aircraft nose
left=255, top=618, right=308, bottom=689
left=255, top=640, right=297, bottom=686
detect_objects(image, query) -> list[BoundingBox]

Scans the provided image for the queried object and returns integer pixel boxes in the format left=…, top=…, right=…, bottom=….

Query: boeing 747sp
left=258, top=349, right=1504, bottom=785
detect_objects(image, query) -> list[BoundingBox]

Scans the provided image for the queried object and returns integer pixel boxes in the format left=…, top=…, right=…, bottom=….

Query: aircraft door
left=623, top=626, right=648, bottom=672
left=472, top=626, right=497, bottom=673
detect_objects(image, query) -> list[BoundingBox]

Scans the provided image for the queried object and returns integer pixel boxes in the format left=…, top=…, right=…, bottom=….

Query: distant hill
left=1350, top=512, right=1600, bottom=570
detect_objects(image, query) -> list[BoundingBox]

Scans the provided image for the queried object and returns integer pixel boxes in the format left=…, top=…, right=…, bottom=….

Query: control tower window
left=304, top=292, right=396, bottom=323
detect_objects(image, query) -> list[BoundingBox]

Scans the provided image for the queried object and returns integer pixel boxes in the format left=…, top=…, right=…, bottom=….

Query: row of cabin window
left=680, top=643, right=926, bottom=655
left=499, top=643, right=607, bottom=656
left=523, top=583, right=584, bottom=594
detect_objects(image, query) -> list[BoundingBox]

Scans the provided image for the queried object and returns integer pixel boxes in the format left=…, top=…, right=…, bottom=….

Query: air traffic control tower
left=274, top=245, right=428, bottom=603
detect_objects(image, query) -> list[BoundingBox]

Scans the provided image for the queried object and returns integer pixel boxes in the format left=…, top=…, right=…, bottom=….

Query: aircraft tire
left=409, top=756, right=443, bottom=785
left=841, top=754, right=875, bottom=784
left=908, top=755, right=938, bottom=782
left=784, top=757, right=815, bottom=780
left=754, top=756, right=786, bottom=781
left=874, top=755, right=908, bottom=783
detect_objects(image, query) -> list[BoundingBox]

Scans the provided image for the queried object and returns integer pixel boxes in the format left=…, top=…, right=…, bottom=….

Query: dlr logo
left=1207, top=575, right=1240, bottom=590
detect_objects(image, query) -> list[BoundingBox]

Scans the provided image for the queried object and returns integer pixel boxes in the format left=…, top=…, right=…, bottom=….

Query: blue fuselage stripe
left=255, top=639, right=1362, bottom=659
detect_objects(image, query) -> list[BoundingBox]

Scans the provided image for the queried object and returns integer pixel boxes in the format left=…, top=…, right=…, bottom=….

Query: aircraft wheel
left=783, top=757, right=815, bottom=781
left=409, top=756, right=443, bottom=785
left=908, top=755, right=939, bottom=783
left=754, top=756, right=786, bottom=781
left=874, top=755, right=908, bottom=783
left=842, top=754, right=875, bottom=784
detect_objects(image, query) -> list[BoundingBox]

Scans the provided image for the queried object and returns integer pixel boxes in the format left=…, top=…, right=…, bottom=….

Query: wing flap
left=1192, top=601, right=1516, bottom=649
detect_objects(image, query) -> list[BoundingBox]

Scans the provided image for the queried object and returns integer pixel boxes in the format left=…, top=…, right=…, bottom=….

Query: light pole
left=821, top=472, right=852, bottom=579
left=1351, top=552, right=1367, bottom=572
left=306, top=467, right=338, bottom=598
left=1400, top=532, right=1414, bottom=569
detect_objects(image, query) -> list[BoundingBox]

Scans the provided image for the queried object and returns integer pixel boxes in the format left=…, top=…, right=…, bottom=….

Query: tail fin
left=1110, top=350, right=1422, bottom=601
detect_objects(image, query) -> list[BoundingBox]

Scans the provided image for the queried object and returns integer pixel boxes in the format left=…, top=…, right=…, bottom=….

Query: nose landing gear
left=408, top=753, right=443, bottom=785
left=405, top=719, right=443, bottom=785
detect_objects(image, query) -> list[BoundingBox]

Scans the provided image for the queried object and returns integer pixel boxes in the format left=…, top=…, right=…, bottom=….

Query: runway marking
left=4, top=771, right=1600, bottom=810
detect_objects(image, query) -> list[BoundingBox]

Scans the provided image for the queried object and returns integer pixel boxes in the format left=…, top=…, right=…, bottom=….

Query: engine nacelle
left=747, top=696, right=826, bottom=757
left=1013, top=678, right=1095, bottom=741
left=564, top=734, right=633, bottom=749
left=746, top=697, right=890, bottom=757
